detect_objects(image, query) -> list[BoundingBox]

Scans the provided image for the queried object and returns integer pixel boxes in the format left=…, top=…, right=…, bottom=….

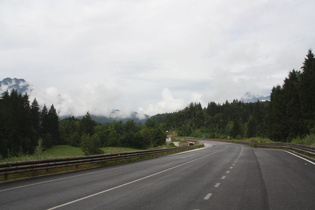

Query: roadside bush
left=292, top=134, right=315, bottom=146
left=81, top=134, right=103, bottom=155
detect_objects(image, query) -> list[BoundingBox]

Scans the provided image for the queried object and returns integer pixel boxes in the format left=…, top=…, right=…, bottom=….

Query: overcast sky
left=1, top=0, right=314, bottom=117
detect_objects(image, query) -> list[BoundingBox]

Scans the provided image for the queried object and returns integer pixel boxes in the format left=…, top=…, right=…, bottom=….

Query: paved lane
left=0, top=141, right=314, bottom=210
left=203, top=147, right=315, bottom=210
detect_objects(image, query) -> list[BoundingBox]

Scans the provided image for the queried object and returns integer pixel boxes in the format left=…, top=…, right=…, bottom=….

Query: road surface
left=0, top=141, right=314, bottom=210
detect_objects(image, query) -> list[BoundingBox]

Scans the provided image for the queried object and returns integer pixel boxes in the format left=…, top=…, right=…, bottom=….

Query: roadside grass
left=1, top=143, right=196, bottom=163
left=0, top=145, right=201, bottom=182
left=45, top=145, right=84, bottom=157
left=0, top=145, right=144, bottom=163
left=240, top=135, right=315, bottom=147
left=291, top=134, right=315, bottom=147
left=101, top=147, right=143, bottom=154
left=0, top=155, right=159, bottom=182
left=0, top=145, right=84, bottom=163
left=239, top=137, right=274, bottom=143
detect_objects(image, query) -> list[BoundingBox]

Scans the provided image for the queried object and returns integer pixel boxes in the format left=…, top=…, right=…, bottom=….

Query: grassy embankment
left=0, top=145, right=143, bottom=163
left=291, top=134, right=315, bottom=147
left=0, top=138, right=199, bottom=163
left=0, top=140, right=200, bottom=181
left=0, top=146, right=148, bottom=182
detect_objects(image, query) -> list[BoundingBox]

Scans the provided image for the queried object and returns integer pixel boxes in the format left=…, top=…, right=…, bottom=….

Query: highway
left=0, top=141, right=314, bottom=210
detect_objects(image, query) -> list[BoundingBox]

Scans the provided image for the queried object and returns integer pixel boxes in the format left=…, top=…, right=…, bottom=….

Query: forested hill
left=0, top=50, right=314, bottom=158
left=0, top=90, right=60, bottom=157
left=148, top=50, right=315, bottom=142
left=148, top=100, right=270, bottom=139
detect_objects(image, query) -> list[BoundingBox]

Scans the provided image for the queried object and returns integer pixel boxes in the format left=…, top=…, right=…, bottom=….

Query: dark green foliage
left=268, top=50, right=315, bottom=141
left=92, top=120, right=166, bottom=149
left=283, top=70, right=307, bottom=139
left=0, top=90, right=59, bottom=157
left=40, top=105, right=60, bottom=148
left=59, top=115, right=166, bottom=152
left=268, top=85, right=287, bottom=141
left=47, top=105, right=60, bottom=144
left=30, top=99, right=40, bottom=139
left=150, top=100, right=268, bottom=140
left=300, top=50, right=315, bottom=130
left=0, top=91, right=36, bottom=157
left=230, top=120, right=242, bottom=139
left=148, top=50, right=315, bottom=142
left=79, top=112, right=96, bottom=136
left=151, top=127, right=167, bottom=146
left=81, top=134, right=103, bottom=155
left=246, top=116, right=256, bottom=138
left=59, top=117, right=80, bottom=146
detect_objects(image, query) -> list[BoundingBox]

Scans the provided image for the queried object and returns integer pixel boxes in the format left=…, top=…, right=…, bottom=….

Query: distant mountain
left=240, top=92, right=270, bottom=103
left=90, top=113, right=149, bottom=124
left=63, top=112, right=149, bottom=124
left=0, top=77, right=31, bottom=94
left=0, top=78, right=147, bottom=123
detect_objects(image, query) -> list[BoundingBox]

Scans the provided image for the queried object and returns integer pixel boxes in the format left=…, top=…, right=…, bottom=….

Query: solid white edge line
left=285, top=151, right=315, bottom=165
left=168, top=146, right=207, bottom=156
left=47, top=146, right=229, bottom=209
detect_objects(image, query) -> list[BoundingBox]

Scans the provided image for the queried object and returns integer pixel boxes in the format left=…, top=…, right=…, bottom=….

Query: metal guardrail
left=255, top=142, right=315, bottom=155
left=0, top=145, right=203, bottom=177
left=203, top=139, right=315, bottom=156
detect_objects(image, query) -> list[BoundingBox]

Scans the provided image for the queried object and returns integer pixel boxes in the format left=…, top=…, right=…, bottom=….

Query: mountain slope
left=240, top=92, right=270, bottom=102
left=0, top=77, right=31, bottom=94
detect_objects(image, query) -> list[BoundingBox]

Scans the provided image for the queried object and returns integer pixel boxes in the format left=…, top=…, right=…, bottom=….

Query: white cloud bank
left=1, top=0, right=315, bottom=116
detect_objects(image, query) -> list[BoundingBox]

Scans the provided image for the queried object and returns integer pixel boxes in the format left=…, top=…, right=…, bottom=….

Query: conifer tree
left=283, top=70, right=307, bottom=139
left=40, top=105, right=52, bottom=148
left=300, top=49, right=315, bottom=131
left=79, top=112, right=96, bottom=136
left=47, top=105, right=60, bottom=145
left=31, top=98, right=40, bottom=139
left=268, top=86, right=288, bottom=141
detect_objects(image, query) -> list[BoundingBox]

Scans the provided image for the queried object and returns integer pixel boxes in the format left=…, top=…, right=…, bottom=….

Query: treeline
left=59, top=113, right=165, bottom=155
left=0, top=90, right=165, bottom=157
left=149, top=100, right=269, bottom=139
left=0, top=90, right=60, bottom=157
left=269, top=50, right=315, bottom=141
left=149, top=50, right=315, bottom=142
left=1, top=50, right=314, bottom=157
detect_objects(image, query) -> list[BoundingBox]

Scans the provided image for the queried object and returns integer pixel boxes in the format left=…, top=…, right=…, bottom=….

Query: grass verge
left=0, top=146, right=201, bottom=182
left=0, top=146, right=144, bottom=163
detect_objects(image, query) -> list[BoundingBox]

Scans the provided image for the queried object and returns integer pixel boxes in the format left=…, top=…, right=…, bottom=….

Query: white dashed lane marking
left=204, top=193, right=212, bottom=200
left=214, top=183, right=220, bottom=188
left=202, top=145, right=244, bottom=204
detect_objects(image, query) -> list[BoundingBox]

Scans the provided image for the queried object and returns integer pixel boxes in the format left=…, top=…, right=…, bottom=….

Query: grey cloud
left=1, top=0, right=314, bottom=116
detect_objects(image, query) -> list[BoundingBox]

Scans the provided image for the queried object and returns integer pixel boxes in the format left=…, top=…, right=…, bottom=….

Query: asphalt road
left=0, top=141, right=314, bottom=210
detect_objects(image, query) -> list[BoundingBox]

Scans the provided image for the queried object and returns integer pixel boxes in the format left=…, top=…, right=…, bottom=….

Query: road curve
left=0, top=141, right=314, bottom=210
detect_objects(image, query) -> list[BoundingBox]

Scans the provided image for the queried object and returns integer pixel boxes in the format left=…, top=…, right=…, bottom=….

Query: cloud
left=139, top=88, right=186, bottom=116
left=30, top=83, right=123, bottom=116
left=1, top=0, right=315, bottom=116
